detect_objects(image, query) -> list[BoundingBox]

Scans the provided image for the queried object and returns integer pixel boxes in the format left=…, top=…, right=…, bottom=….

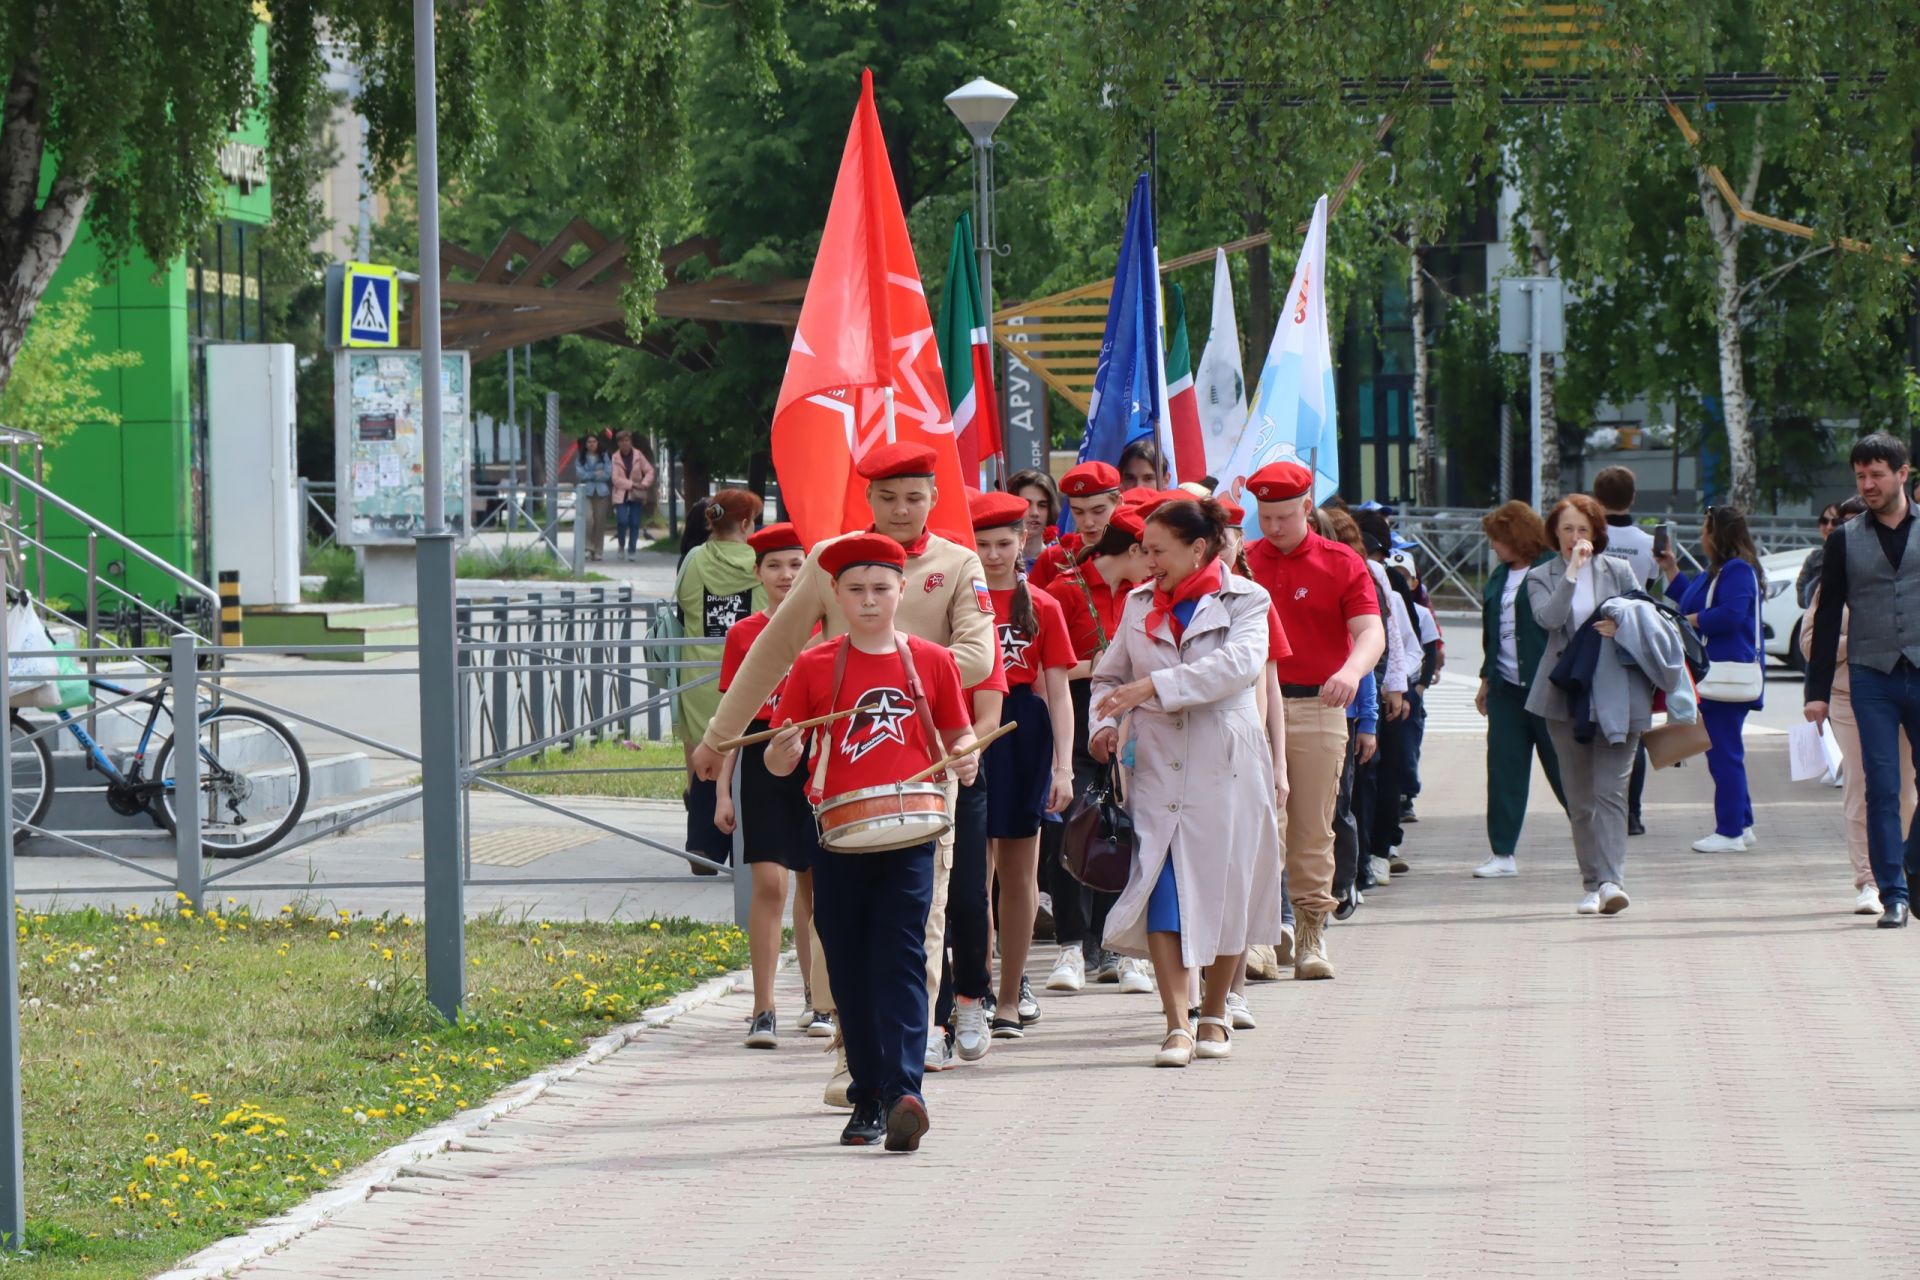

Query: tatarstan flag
left=770, top=70, right=973, bottom=547
left=1164, top=281, right=1207, bottom=483
left=939, top=212, right=1003, bottom=483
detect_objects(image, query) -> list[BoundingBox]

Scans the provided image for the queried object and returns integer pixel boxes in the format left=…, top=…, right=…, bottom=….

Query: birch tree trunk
left=1696, top=132, right=1764, bottom=512
left=0, top=56, right=95, bottom=399
left=1409, top=231, right=1436, bottom=504
left=1527, top=227, right=1561, bottom=502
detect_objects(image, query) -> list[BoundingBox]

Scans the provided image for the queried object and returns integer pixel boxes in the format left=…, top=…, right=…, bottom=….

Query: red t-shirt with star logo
left=781, top=635, right=971, bottom=796
left=1246, top=531, right=1378, bottom=684
left=988, top=587, right=1076, bottom=687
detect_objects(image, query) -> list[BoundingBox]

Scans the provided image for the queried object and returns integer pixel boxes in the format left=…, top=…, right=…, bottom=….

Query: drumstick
left=710, top=705, right=861, bottom=753
left=905, top=720, right=1019, bottom=784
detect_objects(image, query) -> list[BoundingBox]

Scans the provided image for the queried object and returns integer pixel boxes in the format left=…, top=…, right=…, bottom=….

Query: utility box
left=207, top=343, right=301, bottom=605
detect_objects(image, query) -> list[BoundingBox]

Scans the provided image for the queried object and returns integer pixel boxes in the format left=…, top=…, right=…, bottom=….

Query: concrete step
left=35, top=750, right=374, bottom=832
left=16, top=780, right=422, bottom=859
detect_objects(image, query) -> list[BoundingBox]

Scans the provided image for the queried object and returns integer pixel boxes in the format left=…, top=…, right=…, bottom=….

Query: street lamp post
left=945, top=77, right=1017, bottom=480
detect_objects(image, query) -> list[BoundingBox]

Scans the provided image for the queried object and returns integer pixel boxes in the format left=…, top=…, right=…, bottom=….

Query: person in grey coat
left=1527, top=494, right=1652, bottom=916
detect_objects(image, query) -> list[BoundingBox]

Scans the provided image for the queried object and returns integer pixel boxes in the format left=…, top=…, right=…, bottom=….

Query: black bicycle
left=9, top=678, right=310, bottom=859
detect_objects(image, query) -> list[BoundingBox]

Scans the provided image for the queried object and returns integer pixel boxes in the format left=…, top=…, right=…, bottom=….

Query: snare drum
left=815, top=783, right=953, bottom=853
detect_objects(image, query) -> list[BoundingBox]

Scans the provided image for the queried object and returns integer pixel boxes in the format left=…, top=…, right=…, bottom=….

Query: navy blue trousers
left=811, top=840, right=936, bottom=1107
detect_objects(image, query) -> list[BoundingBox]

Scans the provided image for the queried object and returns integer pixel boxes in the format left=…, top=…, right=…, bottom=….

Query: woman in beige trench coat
left=1090, top=498, right=1286, bottom=1068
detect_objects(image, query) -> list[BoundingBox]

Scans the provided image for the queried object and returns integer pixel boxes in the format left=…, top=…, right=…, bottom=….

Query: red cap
left=820, top=533, right=909, bottom=577
left=1105, top=506, right=1146, bottom=542
left=1218, top=498, right=1246, bottom=525
left=1119, top=486, right=1159, bottom=507
left=1247, top=461, right=1314, bottom=503
left=969, top=491, right=1029, bottom=531
left=747, top=522, right=804, bottom=559
left=1060, top=461, right=1122, bottom=498
left=1136, top=488, right=1196, bottom=518
left=857, top=442, right=939, bottom=481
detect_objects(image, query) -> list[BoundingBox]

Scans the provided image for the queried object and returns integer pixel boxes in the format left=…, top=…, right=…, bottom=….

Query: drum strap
left=821, top=632, right=948, bottom=792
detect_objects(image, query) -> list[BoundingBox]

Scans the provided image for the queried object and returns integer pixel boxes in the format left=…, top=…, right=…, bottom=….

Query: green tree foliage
left=0, top=274, right=138, bottom=449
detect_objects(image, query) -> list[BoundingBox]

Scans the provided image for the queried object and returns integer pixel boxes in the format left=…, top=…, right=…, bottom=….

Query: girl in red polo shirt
left=1038, top=507, right=1152, bottom=993
left=715, top=524, right=826, bottom=1050
left=970, top=492, right=1077, bottom=1037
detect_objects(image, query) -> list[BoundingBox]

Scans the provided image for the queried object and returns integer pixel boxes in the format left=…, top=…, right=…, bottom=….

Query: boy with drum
left=764, top=534, right=979, bottom=1152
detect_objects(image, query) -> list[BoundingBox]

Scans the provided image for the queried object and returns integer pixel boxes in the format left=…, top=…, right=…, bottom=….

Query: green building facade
left=35, top=24, right=272, bottom=614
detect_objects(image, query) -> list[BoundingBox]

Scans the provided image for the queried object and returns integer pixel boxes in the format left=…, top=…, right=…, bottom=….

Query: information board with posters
left=332, top=350, right=470, bottom=545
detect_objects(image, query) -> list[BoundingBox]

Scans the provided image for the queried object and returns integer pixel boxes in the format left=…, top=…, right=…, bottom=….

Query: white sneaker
left=1474, top=855, right=1518, bottom=878
left=1370, top=855, right=1392, bottom=885
left=954, top=998, right=991, bottom=1062
left=1598, top=882, right=1630, bottom=915
left=1576, top=891, right=1602, bottom=915
left=1855, top=884, right=1883, bottom=916
left=1046, top=944, right=1085, bottom=992
left=1117, top=957, right=1155, bottom=994
left=1743, top=826, right=1758, bottom=847
left=924, top=1029, right=956, bottom=1072
left=1224, top=991, right=1257, bottom=1030
left=1691, top=832, right=1746, bottom=853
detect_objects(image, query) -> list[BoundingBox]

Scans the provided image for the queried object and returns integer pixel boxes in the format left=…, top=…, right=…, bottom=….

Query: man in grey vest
left=1806, top=432, right=1920, bottom=929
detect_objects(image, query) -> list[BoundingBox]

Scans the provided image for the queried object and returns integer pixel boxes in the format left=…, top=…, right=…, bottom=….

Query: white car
left=1759, top=549, right=1814, bottom=669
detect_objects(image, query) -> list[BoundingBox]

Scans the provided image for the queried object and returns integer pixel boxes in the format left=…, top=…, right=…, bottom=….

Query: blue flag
left=1077, top=174, right=1169, bottom=477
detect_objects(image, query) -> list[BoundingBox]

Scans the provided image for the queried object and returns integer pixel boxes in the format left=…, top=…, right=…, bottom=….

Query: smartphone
left=1652, top=522, right=1672, bottom=559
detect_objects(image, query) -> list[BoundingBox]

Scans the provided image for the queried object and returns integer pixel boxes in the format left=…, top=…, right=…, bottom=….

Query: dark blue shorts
left=738, top=719, right=820, bottom=871
left=986, top=683, right=1055, bottom=840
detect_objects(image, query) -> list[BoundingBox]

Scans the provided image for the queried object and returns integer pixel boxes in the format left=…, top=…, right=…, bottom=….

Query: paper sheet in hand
left=1788, top=720, right=1833, bottom=781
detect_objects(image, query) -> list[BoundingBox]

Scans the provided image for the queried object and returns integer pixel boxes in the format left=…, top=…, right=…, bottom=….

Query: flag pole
left=884, top=385, right=898, bottom=445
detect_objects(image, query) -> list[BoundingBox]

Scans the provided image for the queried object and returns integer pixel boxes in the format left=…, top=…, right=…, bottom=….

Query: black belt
left=1280, top=683, right=1323, bottom=699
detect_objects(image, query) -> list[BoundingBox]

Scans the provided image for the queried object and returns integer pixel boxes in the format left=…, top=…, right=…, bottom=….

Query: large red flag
left=772, top=71, right=972, bottom=548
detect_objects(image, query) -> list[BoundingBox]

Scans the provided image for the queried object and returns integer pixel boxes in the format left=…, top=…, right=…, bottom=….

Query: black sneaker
left=991, top=1017, right=1025, bottom=1039
left=884, top=1094, right=930, bottom=1152
left=840, top=1099, right=884, bottom=1146
left=1333, top=892, right=1359, bottom=922
left=800, top=1009, right=835, bottom=1039
left=1628, top=818, right=1647, bottom=837
left=1018, top=976, right=1040, bottom=1024
left=744, top=1010, right=777, bottom=1049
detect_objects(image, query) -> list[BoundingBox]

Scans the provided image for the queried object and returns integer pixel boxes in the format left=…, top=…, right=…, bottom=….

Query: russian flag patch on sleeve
left=973, top=580, right=994, bottom=613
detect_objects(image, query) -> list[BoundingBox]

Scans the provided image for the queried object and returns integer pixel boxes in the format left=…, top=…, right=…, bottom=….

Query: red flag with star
left=772, top=70, right=973, bottom=547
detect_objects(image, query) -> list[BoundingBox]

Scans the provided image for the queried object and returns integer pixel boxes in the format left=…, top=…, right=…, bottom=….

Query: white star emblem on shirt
left=842, top=688, right=915, bottom=762
left=998, top=622, right=1033, bottom=673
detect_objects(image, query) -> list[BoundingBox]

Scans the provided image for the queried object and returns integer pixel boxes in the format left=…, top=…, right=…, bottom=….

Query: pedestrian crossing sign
left=342, top=261, right=399, bottom=348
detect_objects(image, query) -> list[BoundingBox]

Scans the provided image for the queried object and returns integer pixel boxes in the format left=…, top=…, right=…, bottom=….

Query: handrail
left=0, top=458, right=220, bottom=616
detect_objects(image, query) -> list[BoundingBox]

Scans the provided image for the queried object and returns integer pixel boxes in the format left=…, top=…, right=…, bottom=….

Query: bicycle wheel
left=7, top=713, right=52, bottom=835
left=154, top=707, right=310, bottom=859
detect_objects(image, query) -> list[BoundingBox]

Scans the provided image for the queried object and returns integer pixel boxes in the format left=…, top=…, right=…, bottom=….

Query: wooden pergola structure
left=399, top=217, right=804, bottom=358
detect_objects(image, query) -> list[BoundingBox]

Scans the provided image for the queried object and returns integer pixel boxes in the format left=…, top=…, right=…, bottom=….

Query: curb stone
left=155, top=952, right=788, bottom=1280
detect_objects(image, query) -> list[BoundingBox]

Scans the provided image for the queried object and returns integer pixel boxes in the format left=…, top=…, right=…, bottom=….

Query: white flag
left=1195, top=248, right=1246, bottom=477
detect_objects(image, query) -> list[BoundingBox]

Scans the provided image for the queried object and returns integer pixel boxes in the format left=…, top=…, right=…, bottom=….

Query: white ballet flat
left=1194, top=1015, right=1233, bottom=1060
left=1154, top=1027, right=1194, bottom=1068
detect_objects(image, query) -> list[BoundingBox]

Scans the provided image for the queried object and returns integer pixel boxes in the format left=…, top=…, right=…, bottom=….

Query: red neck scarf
left=870, top=527, right=931, bottom=558
left=1147, top=559, right=1224, bottom=642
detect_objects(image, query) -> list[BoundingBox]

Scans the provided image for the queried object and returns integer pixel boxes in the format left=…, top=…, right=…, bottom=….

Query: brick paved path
left=232, top=735, right=1920, bottom=1279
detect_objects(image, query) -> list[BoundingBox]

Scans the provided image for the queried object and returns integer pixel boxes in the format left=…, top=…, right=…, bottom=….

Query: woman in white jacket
left=1089, top=498, right=1284, bottom=1068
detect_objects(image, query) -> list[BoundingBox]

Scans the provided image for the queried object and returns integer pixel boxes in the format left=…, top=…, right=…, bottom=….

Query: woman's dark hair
left=1354, top=509, right=1393, bottom=556
left=1118, top=438, right=1163, bottom=483
left=1851, top=432, right=1909, bottom=471
left=705, top=487, right=763, bottom=535
left=679, top=497, right=712, bottom=564
left=1145, top=498, right=1230, bottom=565
left=1006, top=468, right=1061, bottom=525
left=1007, top=575, right=1040, bottom=640
left=1546, top=494, right=1610, bottom=554
left=1076, top=517, right=1143, bottom=564
left=1838, top=495, right=1867, bottom=519
left=1704, top=504, right=1765, bottom=588
left=580, top=433, right=602, bottom=453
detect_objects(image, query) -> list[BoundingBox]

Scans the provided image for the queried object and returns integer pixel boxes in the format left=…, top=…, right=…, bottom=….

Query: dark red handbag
left=1060, top=763, right=1134, bottom=894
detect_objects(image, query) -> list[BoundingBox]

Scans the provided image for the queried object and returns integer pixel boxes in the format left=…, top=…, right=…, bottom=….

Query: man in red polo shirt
left=1244, top=461, right=1385, bottom=980
left=1028, top=461, right=1123, bottom=592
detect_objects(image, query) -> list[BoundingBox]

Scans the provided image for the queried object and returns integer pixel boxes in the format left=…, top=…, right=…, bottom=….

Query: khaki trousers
left=1277, top=698, right=1345, bottom=916
left=805, top=778, right=958, bottom=1025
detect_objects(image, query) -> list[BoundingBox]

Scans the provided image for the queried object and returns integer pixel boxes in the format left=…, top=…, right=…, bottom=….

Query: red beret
left=1218, top=498, right=1246, bottom=525
left=1106, top=506, right=1145, bottom=542
left=969, top=490, right=1030, bottom=531
left=857, top=442, right=938, bottom=481
left=1136, top=488, right=1197, bottom=518
left=1060, top=461, right=1122, bottom=498
left=1247, top=461, right=1314, bottom=503
left=1119, top=486, right=1159, bottom=507
left=747, top=522, right=804, bottom=559
left=820, top=533, right=908, bottom=577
